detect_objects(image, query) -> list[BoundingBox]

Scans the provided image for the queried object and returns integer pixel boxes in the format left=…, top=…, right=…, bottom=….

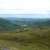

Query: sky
left=0, top=0, right=50, bottom=18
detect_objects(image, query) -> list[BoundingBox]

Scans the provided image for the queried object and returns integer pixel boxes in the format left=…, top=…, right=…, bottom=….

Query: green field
left=0, top=27, right=48, bottom=50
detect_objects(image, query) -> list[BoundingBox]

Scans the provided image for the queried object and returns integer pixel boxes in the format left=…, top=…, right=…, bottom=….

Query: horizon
left=0, top=14, right=49, bottom=18
left=0, top=0, right=49, bottom=18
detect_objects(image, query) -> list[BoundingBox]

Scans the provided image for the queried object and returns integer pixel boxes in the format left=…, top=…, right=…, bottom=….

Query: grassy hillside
left=0, top=27, right=48, bottom=50
left=0, top=18, right=18, bottom=32
left=0, top=18, right=49, bottom=50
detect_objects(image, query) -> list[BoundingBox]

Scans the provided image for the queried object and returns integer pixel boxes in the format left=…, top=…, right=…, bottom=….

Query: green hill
left=0, top=18, right=50, bottom=32
left=0, top=18, right=17, bottom=32
left=0, top=18, right=49, bottom=50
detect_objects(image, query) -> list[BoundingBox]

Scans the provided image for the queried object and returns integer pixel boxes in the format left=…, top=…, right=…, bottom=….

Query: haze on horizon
left=0, top=0, right=49, bottom=18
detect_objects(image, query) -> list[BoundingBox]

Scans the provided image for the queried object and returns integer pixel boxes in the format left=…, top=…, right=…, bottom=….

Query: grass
left=0, top=27, right=49, bottom=50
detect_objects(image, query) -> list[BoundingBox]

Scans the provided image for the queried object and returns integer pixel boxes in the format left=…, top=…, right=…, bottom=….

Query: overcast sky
left=0, top=0, right=50, bottom=18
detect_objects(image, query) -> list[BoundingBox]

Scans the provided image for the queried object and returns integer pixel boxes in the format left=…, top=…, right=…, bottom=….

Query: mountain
left=34, top=18, right=50, bottom=26
left=0, top=17, right=50, bottom=32
left=5, top=17, right=41, bottom=25
left=0, top=18, right=17, bottom=32
left=6, top=17, right=50, bottom=26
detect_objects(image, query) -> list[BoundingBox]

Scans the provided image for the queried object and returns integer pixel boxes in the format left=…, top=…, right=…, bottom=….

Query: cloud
left=0, top=9, right=48, bottom=14
left=0, top=0, right=49, bottom=14
left=0, top=0, right=49, bottom=10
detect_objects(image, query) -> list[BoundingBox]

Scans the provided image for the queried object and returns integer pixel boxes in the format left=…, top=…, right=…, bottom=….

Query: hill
left=0, top=18, right=17, bottom=32
left=0, top=18, right=50, bottom=32
left=6, top=17, right=50, bottom=26
left=0, top=17, right=49, bottom=50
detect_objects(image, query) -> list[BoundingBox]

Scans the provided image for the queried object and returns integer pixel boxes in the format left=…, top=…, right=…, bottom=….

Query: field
left=0, top=27, right=48, bottom=50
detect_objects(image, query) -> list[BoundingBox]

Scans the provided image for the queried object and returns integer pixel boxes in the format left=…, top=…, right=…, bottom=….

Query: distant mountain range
left=0, top=17, right=50, bottom=32
left=7, top=17, right=50, bottom=26
left=0, top=18, right=17, bottom=32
